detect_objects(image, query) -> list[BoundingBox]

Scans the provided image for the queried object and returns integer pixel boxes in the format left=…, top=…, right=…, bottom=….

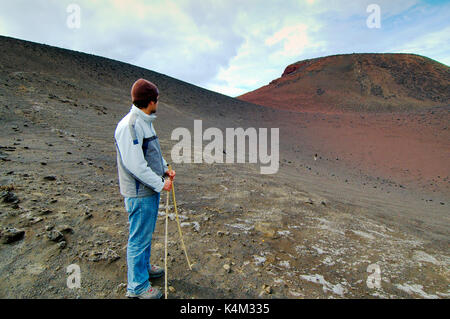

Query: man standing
left=114, top=78, right=175, bottom=299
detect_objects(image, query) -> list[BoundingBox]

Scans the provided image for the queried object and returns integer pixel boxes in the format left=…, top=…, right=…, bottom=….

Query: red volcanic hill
left=238, top=53, right=450, bottom=113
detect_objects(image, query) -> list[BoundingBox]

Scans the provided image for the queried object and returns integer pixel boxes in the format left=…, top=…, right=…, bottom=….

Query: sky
left=0, top=0, right=449, bottom=97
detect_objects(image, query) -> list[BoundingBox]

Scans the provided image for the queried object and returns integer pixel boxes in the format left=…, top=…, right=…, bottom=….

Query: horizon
left=0, top=0, right=449, bottom=97
left=3, top=33, right=448, bottom=98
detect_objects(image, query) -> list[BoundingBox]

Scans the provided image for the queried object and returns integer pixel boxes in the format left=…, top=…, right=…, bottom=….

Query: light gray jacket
left=114, top=105, right=168, bottom=197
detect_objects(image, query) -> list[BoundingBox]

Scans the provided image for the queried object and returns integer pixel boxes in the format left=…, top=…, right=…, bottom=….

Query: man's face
left=148, top=97, right=159, bottom=114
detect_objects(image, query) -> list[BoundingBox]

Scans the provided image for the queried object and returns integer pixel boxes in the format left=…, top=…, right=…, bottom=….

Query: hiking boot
left=149, top=264, right=164, bottom=279
left=126, top=286, right=162, bottom=299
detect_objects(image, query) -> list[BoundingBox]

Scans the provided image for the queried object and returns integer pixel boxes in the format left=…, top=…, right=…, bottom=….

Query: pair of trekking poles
left=164, top=165, right=192, bottom=299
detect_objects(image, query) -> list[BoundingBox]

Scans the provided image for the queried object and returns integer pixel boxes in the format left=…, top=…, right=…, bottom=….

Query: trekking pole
left=168, top=165, right=193, bottom=270
left=164, top=186, right=170, bottom=299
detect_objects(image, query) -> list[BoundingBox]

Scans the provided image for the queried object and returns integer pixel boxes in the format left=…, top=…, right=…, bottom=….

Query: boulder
left=1, top=228, right=25, bottom=244
left=47, top=230, right=64, bottom=242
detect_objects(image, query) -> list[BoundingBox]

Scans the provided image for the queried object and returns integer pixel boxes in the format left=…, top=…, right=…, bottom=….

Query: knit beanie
left=131, top=78, right=159, bottom=103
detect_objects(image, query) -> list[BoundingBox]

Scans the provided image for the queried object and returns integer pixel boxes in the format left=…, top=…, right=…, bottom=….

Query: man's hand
left=164, top=169, right=176, bottom=180
left=163, top=178, right=172, bottom=191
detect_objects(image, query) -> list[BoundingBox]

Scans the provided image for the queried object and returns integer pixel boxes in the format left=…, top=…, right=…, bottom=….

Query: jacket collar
left=130, top=104, right=157, bottom=123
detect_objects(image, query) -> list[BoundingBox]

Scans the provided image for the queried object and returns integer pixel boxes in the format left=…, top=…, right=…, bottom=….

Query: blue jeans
left=124, top=193, right=161, bottom=294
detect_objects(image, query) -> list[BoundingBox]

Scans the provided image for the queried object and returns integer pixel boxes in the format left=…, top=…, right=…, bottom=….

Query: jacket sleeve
left=162, top=156, right=169, bottom=170
left=115, top=122, right=164, bottom=193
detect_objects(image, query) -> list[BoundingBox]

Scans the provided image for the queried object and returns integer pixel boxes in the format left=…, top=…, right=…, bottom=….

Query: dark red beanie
left=131, top=78, right=159, bottom=103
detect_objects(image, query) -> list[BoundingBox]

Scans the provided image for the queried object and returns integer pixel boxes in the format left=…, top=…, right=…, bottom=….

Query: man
left=114, top=78, right=175, bottom=299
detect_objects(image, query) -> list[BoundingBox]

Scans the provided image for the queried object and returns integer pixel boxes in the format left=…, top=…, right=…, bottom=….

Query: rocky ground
left=1, top=102, right=448, bottom=299
left=0, top=36, right=448, bottom=299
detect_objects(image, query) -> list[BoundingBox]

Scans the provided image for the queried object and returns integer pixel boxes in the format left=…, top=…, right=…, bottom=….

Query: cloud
left=265, top=24, right=310, bottom=57
left=0, top=0, right=246, bottom=87
left=0, top=0, right=448, bottom=97
left=205, top=0, right=449, bottom=96
left=202, top=1, right=329, bottom=96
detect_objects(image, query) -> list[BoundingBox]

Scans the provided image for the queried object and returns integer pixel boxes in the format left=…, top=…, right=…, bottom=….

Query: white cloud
left=206, top=83, right=248, bottom=97
left=265, top=24, right=310, bottom=57
left=202, top=1, right=330, bottom=96
left=0, top=0, right=448, bottom=97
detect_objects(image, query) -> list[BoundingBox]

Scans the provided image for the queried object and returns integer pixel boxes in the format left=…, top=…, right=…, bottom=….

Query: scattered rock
left=1, top=191, right=19, bottom=204
left=88, top=248, right=120, bottom=263
left=261, top=284, right=273, bottom=295
left=116, top=283, right=127, bottom=293
left=39, top=209, right=53, bottom=216
left=57, top=225, right=74, bottom=234
left=1, top=228, right=25, bottom=244
left=0, top=185, right=14, bottom=192
left=43, top=175, right=56, bottom=181
left=180, top=221, right=200, bottom=232
left=47, top=230, right=64, bottom=242
left=223, top=264, right=231, bottom=273
left=57, top=241, right=67, bottom=249
left=28, top=216, right=43, bottom=225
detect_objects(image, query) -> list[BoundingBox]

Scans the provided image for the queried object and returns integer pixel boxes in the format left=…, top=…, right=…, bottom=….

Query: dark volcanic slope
left=1, top=36, right=449, bottom=299
left=238, top=53, right=450, bottom=113
left=0, top=35, right=265, bottom=120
